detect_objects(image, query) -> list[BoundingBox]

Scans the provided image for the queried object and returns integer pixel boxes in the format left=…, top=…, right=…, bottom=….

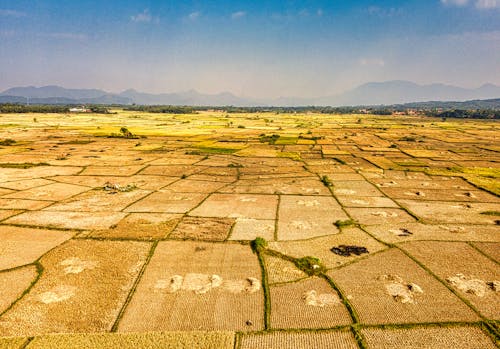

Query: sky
left=0, top=0, right=499, bottom=98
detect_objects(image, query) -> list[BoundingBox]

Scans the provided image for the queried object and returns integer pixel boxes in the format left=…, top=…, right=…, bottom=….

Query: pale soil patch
left=270, top=228, right=385, bottom=269
left=361, top=326, right=496, bottom=349
left=79, top=165, right=145, bottom=176
left=366, top=223, right=500, bottom=243
left=124, top=190, right=208, bottom=213
left=0, top=337, right=27, bottom=349
left=228, top=218, right=275, bottom=241
left=328, top=249, right=479, bottom=324
left=25, top=331, right=235, bottom=349
left=0, top=199, right=52, bottom=210
left=139, top=165, right=204, bottom=177
left=336, top=195, right=398, bottom=208
left=190, top=194, right=277, bottom=220
left=5, top=211, right=127, bottom=230
left=264, top=254, right=307, bottom=284
left=277, top=195, right=347, bottom=240
left=332, top=181, right=383, bottom=197
left=3, top=183, right=90, bottom=201
left=0, top=210, right=22, bottom=221
left=45, top=188, right=150, bottom=212
left=165, top=179, right=227, bottom=193
left=345, top=207, right=416, bottom=225
left=0, top=178, right=54, bottom=191
left=117, top=241, right=264, bottom=332
left=85, top=213, right=181, bottom=240
left=169, top=216, right=234, bottom=241
left=380, top=187, right=499, bottom=203
left=401, top=241, right=500, bottom=319
left=270, top=277, right=351, bottom=329
left=0, top=266, right=37, bottom=313
left=240, top=330, right=358, bottom=349
left=0, top=226, right=73, bottom=270
left=397, top=200, right=499, bottom=224
left=0, top=240, right=150, bottom=336
left=49, top=175, right=178, bottom=191
left=472, top=242, right=500, bottom=263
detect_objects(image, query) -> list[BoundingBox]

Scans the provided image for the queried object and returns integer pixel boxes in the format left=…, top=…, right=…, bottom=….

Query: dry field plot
left=117, top=241, right=264, bottom=332
left=361, top=325, right=496, bottom=349
left=0, top=111, right=498, bottom=346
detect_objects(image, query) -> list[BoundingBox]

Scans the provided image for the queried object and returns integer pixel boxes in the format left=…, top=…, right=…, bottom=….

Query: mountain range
left=1, top=81, right=499, bottom=107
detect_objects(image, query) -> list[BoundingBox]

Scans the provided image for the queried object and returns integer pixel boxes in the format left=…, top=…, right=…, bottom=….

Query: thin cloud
left=367, top=6, right=402, bottom=17
left=475, top=0, right=499, bottom=8
left=188, top=11, right=201, bottom=21
left=0, top=9, right=27, bottom=17
left=231, top=11, right=246, bottom=19
left=131, top=9, right=152, bottom=23
left=38, top=32, right=88, bottom=40
left=317, top=9, right=324, bottom=17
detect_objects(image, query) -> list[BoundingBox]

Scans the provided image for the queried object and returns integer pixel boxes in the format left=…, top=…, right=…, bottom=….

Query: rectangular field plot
left=277, top=195, right=347, bottom=240
left=401, top=241, right=500, bottom=319
left=365, top=223, right=500, bottom=244
left=117, top=241, right=264, bottom=332
left=269, top=277, right=352, bottom=329
left=190, top=194, right=277, bottom=220
left=240, top=330, right=358, bottom=349
left=125, top=190, right=208, bottom=213
left=0, top=266, right=38, bottom=314
left=361, top=325, right=496, bottom=349
left=328, top=249, right=479, bottom=324
left=0, top=240, right=150, bottom=336
left=24, top=331, right=235, bottom=349
left=397, top=200, right=500, bottom=224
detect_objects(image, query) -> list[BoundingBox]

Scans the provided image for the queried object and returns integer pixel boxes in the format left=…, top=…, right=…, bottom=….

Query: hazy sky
left=0, top=0, right=499, bottom=98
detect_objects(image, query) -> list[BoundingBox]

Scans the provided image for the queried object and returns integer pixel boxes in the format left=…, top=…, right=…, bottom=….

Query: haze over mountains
left=1, top=81, right=499, bottom=107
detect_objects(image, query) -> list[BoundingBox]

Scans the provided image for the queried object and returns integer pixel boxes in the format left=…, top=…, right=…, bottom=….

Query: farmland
left=0, top=110, right=498, bottom=348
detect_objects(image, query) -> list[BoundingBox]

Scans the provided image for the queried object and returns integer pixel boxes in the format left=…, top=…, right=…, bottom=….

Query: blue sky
left=0, top=0, right=499, bottom=98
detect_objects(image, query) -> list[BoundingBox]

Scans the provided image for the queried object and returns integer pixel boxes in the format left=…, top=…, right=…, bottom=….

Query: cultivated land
left=0, top=110, right=498, bottom=348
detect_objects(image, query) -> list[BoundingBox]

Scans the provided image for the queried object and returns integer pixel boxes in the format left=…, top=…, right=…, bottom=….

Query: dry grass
left=0, top=337, right=28, bottom=349
left=361, top=326, right=496, bottom=349
left=169, top=217, right=234, bottom=241
left=264, top=254, right=307, bottom=284
left=471, top=242, right=500, bottom=263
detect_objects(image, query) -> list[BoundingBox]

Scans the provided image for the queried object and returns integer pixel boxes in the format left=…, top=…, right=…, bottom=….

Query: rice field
left=0, top=110, right=498, bottom=347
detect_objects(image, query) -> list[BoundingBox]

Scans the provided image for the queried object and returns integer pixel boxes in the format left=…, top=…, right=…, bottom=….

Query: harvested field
left=5, top=211, right=127, bottom=230
left=85, top=213, right=182, bottom=240
left=269, top=228, right=386, bottom=269
left=24, top=331, right=235, bottom=349
left=117, top=241, right=264, bottom=332
left=264, top=254, right=307, bottom=284
left=0, top=110, right=498, bottom=346
left=328, top=249, right=479, bottom=324
left=240, top=330, right=358, bottom=349
left=0, top=240, right=150, bottom=336
left=361, top=325, right=496, bottom=349
left=190, top=193, right=278, bottom=219
left=0, top=266, right=38, bottom=313
left=401, top=241, right=500, bottom=319
left=269, top=277, right=352, bottom=329
left=228, top=218, right=275, bottom=241
left=169, top=216, right=234, bottom=241
left=365, top=223, right=500, bottom=243
left=0, top=337, right=28, bottom=349
left=0, top=226, right=73, bottom=270
left=277, top=195, right=347, bottom=240
left=471, top=242, right=500, bottom=263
